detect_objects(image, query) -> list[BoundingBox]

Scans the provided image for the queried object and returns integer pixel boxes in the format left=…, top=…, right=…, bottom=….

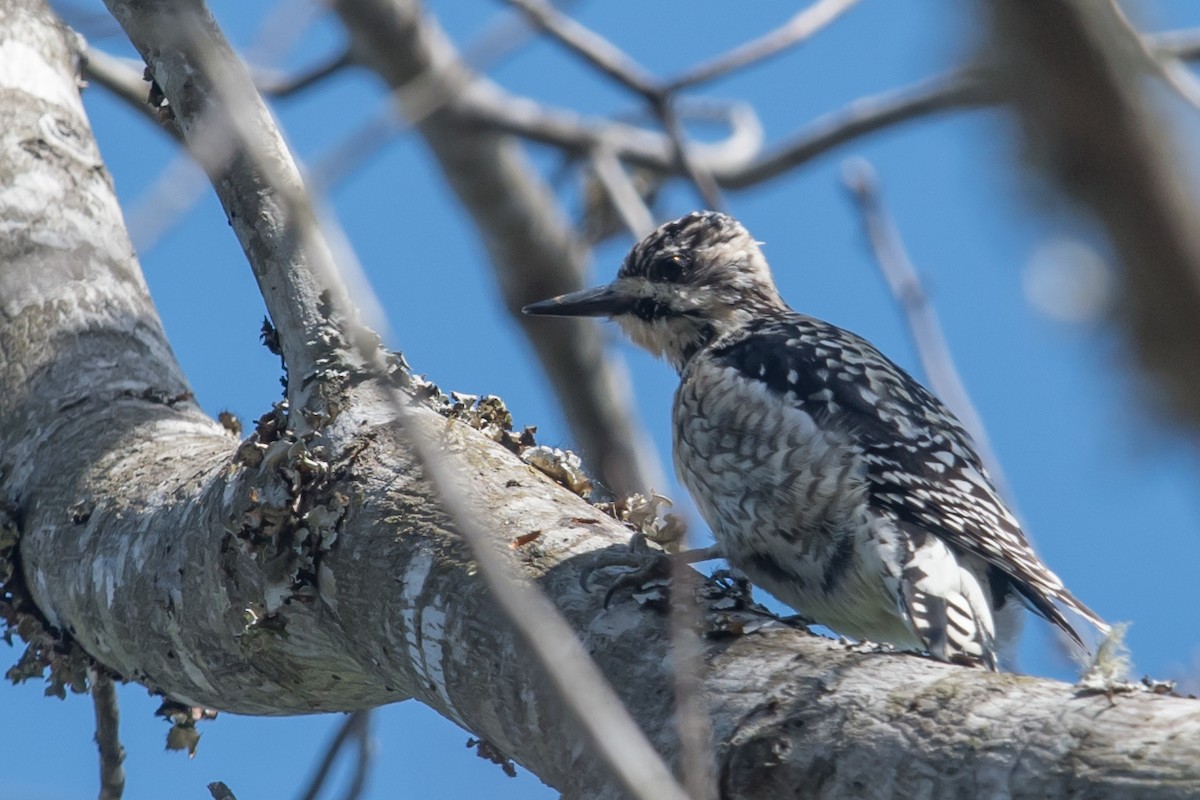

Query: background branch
left=983, top=0, right=1200, bottom=431
left=91, top=670, right=126, bottom=800
left=333, top=0, right=667, bottom=497
left=842, top=159, right=1011, bottom=498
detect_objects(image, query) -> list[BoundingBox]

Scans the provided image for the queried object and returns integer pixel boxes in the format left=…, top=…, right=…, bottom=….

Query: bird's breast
left=672, top=360, right=868, bottom=560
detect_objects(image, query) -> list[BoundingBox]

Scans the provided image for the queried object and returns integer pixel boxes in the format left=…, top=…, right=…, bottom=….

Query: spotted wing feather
left=712, top=314, right=1106, bottom=646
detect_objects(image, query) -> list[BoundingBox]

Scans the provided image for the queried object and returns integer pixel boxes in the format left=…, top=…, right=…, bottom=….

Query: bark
left=2, top=1, right=1200, bottom=799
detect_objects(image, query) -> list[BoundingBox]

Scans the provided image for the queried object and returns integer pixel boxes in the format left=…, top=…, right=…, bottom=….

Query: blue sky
left=9, top=1, right=1200, bottom=797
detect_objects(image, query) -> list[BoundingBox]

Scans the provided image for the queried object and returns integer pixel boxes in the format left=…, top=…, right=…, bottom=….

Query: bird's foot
left=580, top=534, right=722, bottom=608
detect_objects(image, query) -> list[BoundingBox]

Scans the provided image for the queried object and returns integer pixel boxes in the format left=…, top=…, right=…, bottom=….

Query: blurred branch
left=334, top=0, right=667, bottom=497
left=589, top=147, right=655, bottom=239
left=983, top=0, right=1200, bottom=431
left=723, top=69, right=990, bottom=188
left=254, top=49, right=355, bottom=97
left=842, top=159, right=1012, bottom=499
left=91, top=670, right=125, bottom=800
left=653, top=94, right=724, bottom=208
left=297, top=711, right=372, bottom=800
left=664, top=0, right=861, bottom=91
left=509, top=0, right=861, bottom=208
left=506, top=0, right=657, bottom=95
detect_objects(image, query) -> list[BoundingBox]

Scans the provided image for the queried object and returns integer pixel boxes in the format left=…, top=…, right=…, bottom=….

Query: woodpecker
left=524, top=211, right=1108, bottom=670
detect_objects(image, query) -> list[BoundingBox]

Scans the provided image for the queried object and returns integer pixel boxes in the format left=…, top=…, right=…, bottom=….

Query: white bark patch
left=399, top=552, right=462, bottom=724
left=0, top=39, right=86, bottom=115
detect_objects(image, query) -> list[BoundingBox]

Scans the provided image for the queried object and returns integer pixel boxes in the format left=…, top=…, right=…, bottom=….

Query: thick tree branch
left=103, top=0, right=361, bottom=419
left=6, top=2, right=1200, bottom=798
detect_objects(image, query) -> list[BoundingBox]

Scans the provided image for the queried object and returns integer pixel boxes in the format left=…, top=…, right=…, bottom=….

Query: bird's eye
left=651, top=253, right=690, bottom=283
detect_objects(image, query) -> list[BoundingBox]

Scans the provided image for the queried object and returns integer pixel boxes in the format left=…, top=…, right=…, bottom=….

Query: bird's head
left=523, top=211, right=786, bottom=370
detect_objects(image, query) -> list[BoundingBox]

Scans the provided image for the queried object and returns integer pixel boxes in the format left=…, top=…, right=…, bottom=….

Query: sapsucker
left=524, top=211, right=1107, bottom=669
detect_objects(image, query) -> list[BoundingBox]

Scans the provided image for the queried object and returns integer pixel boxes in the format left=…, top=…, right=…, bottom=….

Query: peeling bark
left=2, top=1, right=1200, bottom=799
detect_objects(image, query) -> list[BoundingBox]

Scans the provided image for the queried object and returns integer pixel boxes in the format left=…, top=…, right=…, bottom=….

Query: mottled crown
left=619, top=211, right=752, bottom=282
left=608, top=211, right=787, bottom=370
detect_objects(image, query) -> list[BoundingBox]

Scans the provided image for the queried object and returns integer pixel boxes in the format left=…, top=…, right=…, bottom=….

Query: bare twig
left=722, top=69, right=990, bottom=188
left=298, top=711, right=372, bottom=800
left=255, top=49, right=355, bottom=97
left=91, top=670, right=125, bottom=800
left=653, top=96, right=725, bottom=209
left=589, top=147, right=656, bottom=238
left=507, top=0, right=727, bottom=207
left=664, top=0, right=861, bottom=91
left=460, top=86, right=762, bottom=175
left=842, top=159, right=1011, bottom=499
left=506, top=0, right=657, bottom=94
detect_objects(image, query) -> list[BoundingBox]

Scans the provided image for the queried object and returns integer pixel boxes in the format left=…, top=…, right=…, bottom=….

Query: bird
left=523, top=210, right=1109, bottom=670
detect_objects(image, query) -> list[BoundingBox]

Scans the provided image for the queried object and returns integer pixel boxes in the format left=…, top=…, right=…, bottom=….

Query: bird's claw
left=581, top=535, right=729, bottom=609
left=579, top=533, right=672, bottom=608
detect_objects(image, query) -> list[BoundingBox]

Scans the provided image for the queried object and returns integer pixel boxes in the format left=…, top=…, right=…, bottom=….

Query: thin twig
left=506, top=0, right=657, bottom=95
left=665, top=564, right=716, bottom=800
left=653, top=96, right=725, bottom=210
left=509, top=0, right=725, bottom=207
left=724, top=69, right=990, bottom=188
left=342, top=712, right=372, bottom=800
left=461, top=85, right=762, bottom=175
left=297, top=711, right=372, bottom=800
left=841, top=159, right=1012, bottom=499
left=664, top=0, right=861, bottom=91
left=91, top=670, right=125, bottom=800
left=255, top=49, right=355, bottom=97
left=589, top=147, right=656, bottom=238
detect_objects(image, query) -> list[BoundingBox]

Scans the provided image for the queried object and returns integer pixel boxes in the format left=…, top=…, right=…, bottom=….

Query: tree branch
left=332, top=0, right=667, bottom=497
left=663, top=0, right=861, bottom=92
left=4, top=3, right=1200, bottom=797
left=297, top=711, right=372, bottom=800
left=103, top=0, right=361, bottom=418
left=842, top=159, right=1012, bottom=499
left=981, top=0, right=1200, bottom=431
left=92, top=670, right=126, bottom=800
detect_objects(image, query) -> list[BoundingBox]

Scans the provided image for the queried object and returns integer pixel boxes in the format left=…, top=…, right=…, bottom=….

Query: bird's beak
left=522, top=284, right=626, bottom=318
